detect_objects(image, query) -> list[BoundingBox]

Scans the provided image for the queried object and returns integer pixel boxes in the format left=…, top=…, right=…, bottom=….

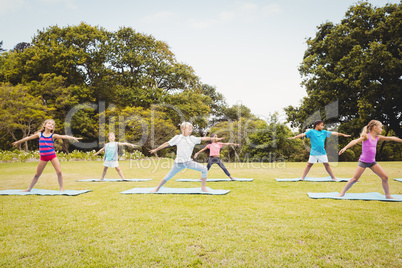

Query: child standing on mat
left=93, top=132, right=137, bottom=180
left=11, top=119, right=82, bottom=192
left=288, top=120, right=351, bottom=180
left=194, top=134, right=239, bottom=180
left=337, top=120, right=401, bottom=199
left=149, top=122, right=223, bottom=192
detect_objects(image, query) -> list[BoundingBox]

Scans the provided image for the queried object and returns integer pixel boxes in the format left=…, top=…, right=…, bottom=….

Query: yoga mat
left=77, top=178, right=152, bottom=182
left=394, top=178, right=402, bottom=182
left=176, top=178, right=253, bottom=182
left=121, top=187, right=230, bottom=195
left=276, top=176, right=350, bottom=182
left=0, top=189, right=92, bottom=196
left=308, top=192, right=402, bottom=202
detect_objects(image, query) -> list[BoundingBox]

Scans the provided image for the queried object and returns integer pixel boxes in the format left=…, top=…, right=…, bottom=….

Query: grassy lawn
left=1, top=159, right=401, bottom=267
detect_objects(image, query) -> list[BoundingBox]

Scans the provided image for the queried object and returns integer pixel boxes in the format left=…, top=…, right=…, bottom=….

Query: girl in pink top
left=338, top=120, right=402, bottom=199
left=194, top=134, right=239, bottom=180
left=12, top=119, right=82, bottom=192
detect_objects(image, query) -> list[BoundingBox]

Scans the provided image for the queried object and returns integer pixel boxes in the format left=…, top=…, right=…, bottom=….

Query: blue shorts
left=163, top=161, right=208, bottom=181
left=358, top=161, right=377, bottom=168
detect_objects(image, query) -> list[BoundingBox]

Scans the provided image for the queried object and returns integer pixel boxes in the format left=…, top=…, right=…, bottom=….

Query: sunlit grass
left=1, top=160, right=401, bottom=267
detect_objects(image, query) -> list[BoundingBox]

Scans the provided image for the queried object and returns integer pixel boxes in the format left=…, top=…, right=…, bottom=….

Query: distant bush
left=0, top=149, right=144, bottom=163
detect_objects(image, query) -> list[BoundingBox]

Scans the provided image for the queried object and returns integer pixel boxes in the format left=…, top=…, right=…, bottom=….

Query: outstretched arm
left=339, top=137, right=364, bottom=155
left=331, top=132, right=351, bottom=138
left=378, top=136, right=402, bottom=142
left=201, top=137, right=224, bottom=142
left=150, top=142, right=170, bottom=155
left=221, top=143, right=240, bottom=146
left=12, top=133, right=41, bottom=146
left=194, top=146, right=208, bottom=159
left=94, top=147, right=105, bottom=156
left=288, top=133, right=306, bottom=140
left=53, top=134, right=82, bottom=142
left=118, top=142, right=138, bottom=147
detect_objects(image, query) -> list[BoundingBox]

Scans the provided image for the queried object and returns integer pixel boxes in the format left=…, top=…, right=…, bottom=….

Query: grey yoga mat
left=121, top=187, right=230, bottom=195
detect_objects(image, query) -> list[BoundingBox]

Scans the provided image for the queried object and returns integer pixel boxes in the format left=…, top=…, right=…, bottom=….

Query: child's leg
left=100, top=167, right=108, bottom=180
left=337, top=166, right=365, bottom=197
left=216, top=158, right=233, bottom=179
left=186, top=161, right=209, bottom=192
left=115, top=167, right=125, bottom=180
left=151, top=163, right=184, bottom=193
left=301, top=163, right=314, bottom=180
left=50, top=157, right=64, bottom=191
left=23, top=160, right=48, bottom=192
left=323, top=163, right=336, bottom=180
left=369, top=163, right=394, bottom=199
left=206, top=157, right=214, bottom=170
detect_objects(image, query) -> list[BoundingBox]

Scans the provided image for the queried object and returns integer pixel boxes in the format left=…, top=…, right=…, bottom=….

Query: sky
left=0, top=0, right=399, bottom=122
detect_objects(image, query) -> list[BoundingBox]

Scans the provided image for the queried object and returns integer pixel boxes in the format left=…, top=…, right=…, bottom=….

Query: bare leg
left=22, top=160, right=48, bottom=192
left=323, top=163, right=336, bottom=180
left=370, top=164, right=394, bottom=199
left=115, top=167, right=126, bottom=180
left=150, top=179, right=167, bottom=193
left=201, top=177, right=208, bottom=192
left=337, top=166, right=365, bottom=197
left=100, top=167, right=108, bottom=180
left=50, top=157, right=64, bottom=191
left=301, top=163, right=314, bottom=180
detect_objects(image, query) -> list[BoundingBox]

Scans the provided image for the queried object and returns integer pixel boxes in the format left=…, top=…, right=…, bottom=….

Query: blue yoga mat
left=0, top=189, right=92, bottom=196
left=394, top=178, right=402, bottom=182
left=276, top=176, right=350, bottom=182
left=176, top=178, right=253, bottom=182
left=121, top=187, right=230, bottom=195
left=308, top=192, right=402, bottom=202
left=77, top=178, right=152, bottom=182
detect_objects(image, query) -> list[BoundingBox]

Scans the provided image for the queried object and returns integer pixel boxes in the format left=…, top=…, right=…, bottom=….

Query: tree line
left=0, top=2, right=401, bottom=161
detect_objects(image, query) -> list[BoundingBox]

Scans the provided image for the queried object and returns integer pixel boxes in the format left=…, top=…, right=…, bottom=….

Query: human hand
left=339, top=148, right=346, bottom=155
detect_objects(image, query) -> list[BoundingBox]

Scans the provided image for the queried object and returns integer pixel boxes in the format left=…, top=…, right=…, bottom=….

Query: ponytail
left=360, top=120, right=382, bottom=140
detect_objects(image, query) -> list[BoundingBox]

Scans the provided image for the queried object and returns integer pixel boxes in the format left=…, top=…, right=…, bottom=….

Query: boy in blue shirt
left=288, top=120, right=350, bottom=180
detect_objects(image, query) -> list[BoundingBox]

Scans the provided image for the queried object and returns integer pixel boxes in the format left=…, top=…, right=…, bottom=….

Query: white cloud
left=219, top=11, right=236, bottom=21
left=261, top=4, right=282, bottom=16
left=189, top=18, right=218, bottom=29
left=0, top=0, right=26, bottom=14
left=141, top=11, right=177, bottom=24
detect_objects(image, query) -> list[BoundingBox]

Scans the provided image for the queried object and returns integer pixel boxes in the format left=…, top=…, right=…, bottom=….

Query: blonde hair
left=360, top=120, right=382, bottom=140
left=180, top=122, right=193, bottom=132
left=107, top=132, right=115, bottom=139
left=38, top=119, right=55, bottom=133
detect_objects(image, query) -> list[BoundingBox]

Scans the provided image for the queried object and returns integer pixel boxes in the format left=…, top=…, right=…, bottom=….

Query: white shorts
left=308, top=155, right=328, bottom=164
left=103, top=160, right=119, bottom=168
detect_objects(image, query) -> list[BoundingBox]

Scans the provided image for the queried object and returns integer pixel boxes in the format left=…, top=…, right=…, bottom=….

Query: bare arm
left=94, top=147, right=105, bottom=156
left=201, top=137, right=224, bottom=142
left=331, top=132, right=351, bottom=138
left=339, top=137, right=365, bottom=155
left=12, top=133, right=40, bottom=146
left=118, top=142, right=138, bottom=147
left=194, top=146, right=208, bottom=158
left=221, top=143, right=240, bottom=146
left=288, top=133, right=306, bottom=140
left=378, top=135, right=402, bottom=142
left=53, top=134, right=82, bottom=142
left=150, top=142, right=170, bottom=155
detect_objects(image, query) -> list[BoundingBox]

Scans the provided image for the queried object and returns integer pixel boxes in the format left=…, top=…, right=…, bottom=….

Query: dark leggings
left=206, top=157, right=231, bottom=177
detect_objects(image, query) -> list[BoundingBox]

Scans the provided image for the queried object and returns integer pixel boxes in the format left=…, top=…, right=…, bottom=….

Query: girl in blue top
left=94, top=132, right=137, bottom=180
left=288, top=120, right=351, bottom=180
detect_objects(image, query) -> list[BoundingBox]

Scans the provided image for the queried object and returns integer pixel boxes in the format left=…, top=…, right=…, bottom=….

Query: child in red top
left=194, top=134, right=239, bottom=180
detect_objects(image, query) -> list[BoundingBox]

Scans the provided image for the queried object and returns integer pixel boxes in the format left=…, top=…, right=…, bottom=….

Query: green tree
left=0, top=83, right=49, bottom=151
left=286, top=2, right=402, bottom=156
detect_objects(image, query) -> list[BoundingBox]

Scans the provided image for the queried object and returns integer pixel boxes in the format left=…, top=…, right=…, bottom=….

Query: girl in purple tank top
left=338, top=120, right=402, bottom=199
left=12, top=119, right=82, bottom=192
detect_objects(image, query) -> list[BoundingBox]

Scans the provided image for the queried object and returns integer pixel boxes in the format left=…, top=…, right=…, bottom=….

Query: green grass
left=1, top=160, right=401, bottom=267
